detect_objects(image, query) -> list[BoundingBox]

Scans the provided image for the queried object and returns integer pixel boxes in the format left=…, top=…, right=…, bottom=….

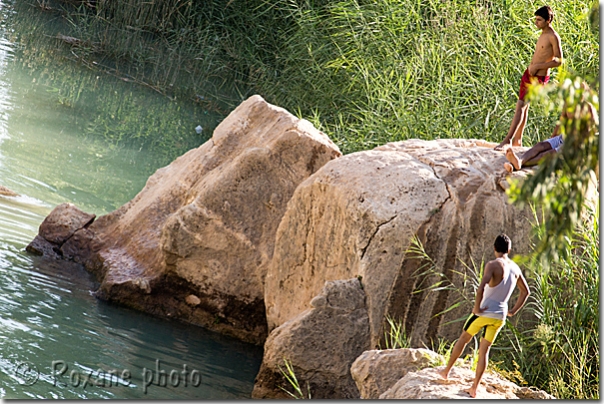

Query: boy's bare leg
left=522, top=145, right=556, bottom=166
left=495, top=100, right=529, bottom=151
left=512, top=104, right=531, bottom=146
left=437, top=331, right=473, bottom=379
left=465, top=338, right=492, bottom=398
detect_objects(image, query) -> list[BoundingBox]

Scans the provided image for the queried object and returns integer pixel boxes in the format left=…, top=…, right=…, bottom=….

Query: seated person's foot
left=504, top=162, right=514, bottom=173
left=505, top=147, right=522, bottom=170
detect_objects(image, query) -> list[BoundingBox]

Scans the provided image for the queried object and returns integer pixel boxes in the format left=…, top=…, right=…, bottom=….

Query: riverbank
left=20, top=0, right=602, bottom=399
left=37, top=0, right=598, bottom=154
left=0, top=3, right=263, bottom=398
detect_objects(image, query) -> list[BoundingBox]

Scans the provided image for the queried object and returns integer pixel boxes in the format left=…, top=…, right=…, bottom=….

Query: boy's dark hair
left=494, top=233, right=512, bottom=253
left=535, top=5, right=554, bottom=22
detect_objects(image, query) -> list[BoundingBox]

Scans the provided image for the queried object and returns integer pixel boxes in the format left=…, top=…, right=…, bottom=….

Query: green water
left=0, top=1, right=262, bottom=399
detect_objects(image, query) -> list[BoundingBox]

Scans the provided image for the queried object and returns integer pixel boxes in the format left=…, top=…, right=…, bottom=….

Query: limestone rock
left=252, top=278, right=370, bottom=399
left=185, top=294, right=201, bottom=306
left=379, top=366, right=555, bottom=399
left=38, top=203, right=96, bottom=245
left=26, top=235, right=61, bottom=259
left=350, top=348, right=442, bottom=399
left=26, top=203, right=95, bottom=259
left=264, top=138, right=540, bottom=347
left=29, top=95, right=340, bottom=345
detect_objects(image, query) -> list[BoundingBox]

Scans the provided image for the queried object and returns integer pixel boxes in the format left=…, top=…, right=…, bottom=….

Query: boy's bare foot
left=504, top=162, right=514, bottom=173
left=465, top=385, right=478, bottom=398
left=505, top=147, right=522, bottom=171
left=436, top=368, right=449, bottom=380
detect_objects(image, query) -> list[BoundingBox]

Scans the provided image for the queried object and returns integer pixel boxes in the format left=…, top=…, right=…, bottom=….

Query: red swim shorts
left=518, top=69, right=550, bottom=101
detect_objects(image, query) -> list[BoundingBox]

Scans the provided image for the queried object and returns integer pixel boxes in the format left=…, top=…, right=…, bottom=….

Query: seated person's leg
left=522, top=135, right=563, bottom=166
left=505, top=139, right=558, bottom=172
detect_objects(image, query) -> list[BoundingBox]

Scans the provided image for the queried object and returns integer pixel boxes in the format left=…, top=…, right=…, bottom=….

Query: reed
left=491, top=205, right=599, bottom=399
left=407, top=214, right=599, bottom=399
left=46, top=0, right=598, bottom=154
left=33, top=1, right=598, bottom=396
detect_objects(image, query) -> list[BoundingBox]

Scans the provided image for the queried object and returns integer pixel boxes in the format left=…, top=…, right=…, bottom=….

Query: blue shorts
left=545, top=135, right=564, bottom=152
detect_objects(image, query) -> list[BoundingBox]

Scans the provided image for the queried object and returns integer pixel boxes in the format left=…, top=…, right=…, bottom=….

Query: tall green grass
left=406, top=209, right=599, bottom=399
left=44, top=0, right=598, bottom=153
left=491, top=205, right=599, bottom=399
left=30, top=1, right=598, bottom=398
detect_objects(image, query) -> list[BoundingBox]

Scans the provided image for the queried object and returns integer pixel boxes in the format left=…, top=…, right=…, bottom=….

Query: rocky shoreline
left=27, top=95, right=590, bottom=398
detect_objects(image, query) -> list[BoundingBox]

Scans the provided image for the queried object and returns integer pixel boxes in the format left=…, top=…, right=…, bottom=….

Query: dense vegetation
left=408, top=202, right=599, bottom=399
left=492, top=206, right=599, bottom=399
left=31, top=0, right=599, bottom=399
left=45, top=0, right=598, bottom=153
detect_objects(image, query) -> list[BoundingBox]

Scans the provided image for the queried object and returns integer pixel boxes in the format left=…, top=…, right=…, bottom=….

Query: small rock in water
left=195, top=125, right=203, bottom=134
left=0, top=185, right=18, bottom=197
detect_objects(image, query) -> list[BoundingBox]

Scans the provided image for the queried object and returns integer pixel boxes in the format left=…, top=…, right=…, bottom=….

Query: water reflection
left=0, top=1, right=262, bottom=399
left=0, top=252, right=262, bottom=399
left=1, top=0, right=223, bottom=214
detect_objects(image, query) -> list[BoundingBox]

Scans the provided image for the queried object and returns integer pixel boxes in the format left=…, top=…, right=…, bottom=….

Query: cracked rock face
left=252, top=278, right=370, bottom=399
left=28, top=95, right=341, bottom=345
left=264, top=138, right=535, bottom=346
left=26, top=203, right=95, bottom=259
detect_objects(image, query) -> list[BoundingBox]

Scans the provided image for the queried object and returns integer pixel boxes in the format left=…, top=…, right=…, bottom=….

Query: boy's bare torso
left=530, top=29, right=559, bottom=76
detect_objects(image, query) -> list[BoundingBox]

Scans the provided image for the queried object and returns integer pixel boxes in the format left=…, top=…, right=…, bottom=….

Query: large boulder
left=264, top=139, right=539, bottom=347
left=252, top=278, right=370, bottom=399
left=350, top=348, right=442, bottom=399
left=27, top=95, right=341, bottom=344
left=380, top=366, right=555, bottom=399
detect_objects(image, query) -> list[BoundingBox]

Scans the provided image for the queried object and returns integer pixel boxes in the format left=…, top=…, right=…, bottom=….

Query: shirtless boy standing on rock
left=437, top=234, right=530, bottom=398
left=494, top=6, right=562, bottom=151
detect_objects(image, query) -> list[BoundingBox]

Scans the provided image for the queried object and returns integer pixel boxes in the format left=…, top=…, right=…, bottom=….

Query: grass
left=26, top=0, right=599, bottom=399
left=278, top=359, right=312, bottom=399
left=405, top=213, right=599, bottom=400
left=491, top=204, right=600, bottom=399
left=38, top=0, right=598, bottom=154
left=382, top=315, right=411, bottom=350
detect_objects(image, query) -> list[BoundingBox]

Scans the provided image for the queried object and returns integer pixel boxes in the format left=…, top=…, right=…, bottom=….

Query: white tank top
left=480, top=257, right=521, bottom=320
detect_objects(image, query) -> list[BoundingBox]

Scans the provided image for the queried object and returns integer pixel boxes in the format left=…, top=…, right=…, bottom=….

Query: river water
left=0, top=1, right=262, bottom=399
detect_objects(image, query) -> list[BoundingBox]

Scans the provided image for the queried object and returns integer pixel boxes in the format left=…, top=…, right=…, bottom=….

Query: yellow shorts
left=463, top=314, right=504, bottom=343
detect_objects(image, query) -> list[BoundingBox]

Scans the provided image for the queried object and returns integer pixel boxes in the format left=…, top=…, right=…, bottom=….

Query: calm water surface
left=0, top=1, right=262, bottom=399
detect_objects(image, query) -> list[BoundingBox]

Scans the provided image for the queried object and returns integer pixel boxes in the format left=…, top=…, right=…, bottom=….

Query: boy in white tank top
left=437, top=233, right=530, bottom=398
